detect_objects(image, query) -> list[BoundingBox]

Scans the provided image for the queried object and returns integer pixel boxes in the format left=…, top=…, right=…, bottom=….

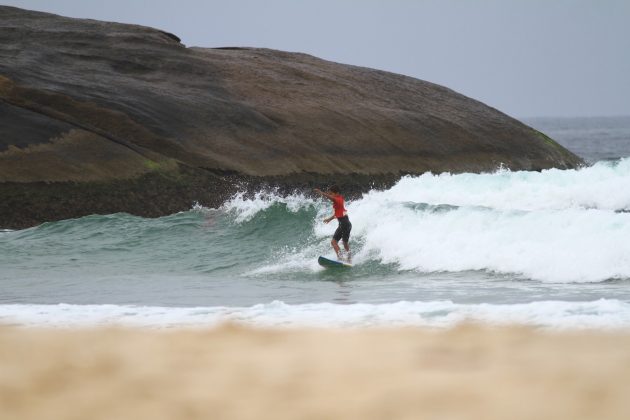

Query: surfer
left=314, top=186, right=352, bottom=262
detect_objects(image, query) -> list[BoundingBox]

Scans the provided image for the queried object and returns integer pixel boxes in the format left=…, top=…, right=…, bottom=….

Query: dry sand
left=2, top=324, right=630, bottom=420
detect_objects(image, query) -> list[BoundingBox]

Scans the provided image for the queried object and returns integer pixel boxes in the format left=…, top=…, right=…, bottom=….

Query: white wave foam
left=209, top=160, right=630, bottom=282
left=353, top=205, right=630, bottom=282
left=1, top=299, right=629, bottom=330
left=222, top=191, right=319, bottom=222
left=372, top=158, right=630, bottom=212
left=348, top=161, right=630, bottom=282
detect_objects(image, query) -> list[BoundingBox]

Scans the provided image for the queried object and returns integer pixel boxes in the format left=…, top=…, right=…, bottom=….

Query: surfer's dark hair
left=329, top=185, right=340, bottom=194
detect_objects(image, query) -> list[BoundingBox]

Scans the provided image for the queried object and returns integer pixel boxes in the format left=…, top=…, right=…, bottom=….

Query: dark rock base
left=0, top=168, right=404, bottom=230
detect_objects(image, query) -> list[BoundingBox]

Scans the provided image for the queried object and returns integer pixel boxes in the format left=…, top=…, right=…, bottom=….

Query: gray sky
left=4, top=0, right=629, bottom=118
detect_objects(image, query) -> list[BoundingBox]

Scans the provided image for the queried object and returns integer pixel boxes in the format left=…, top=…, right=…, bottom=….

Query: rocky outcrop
left=0, top=6, right=583, bottom=228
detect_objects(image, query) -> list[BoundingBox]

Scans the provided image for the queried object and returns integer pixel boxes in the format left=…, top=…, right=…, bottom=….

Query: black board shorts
left=333, top=215, right=352, bottom=243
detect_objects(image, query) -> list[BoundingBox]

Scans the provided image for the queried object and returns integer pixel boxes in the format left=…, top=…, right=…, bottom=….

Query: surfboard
left=318, top=256, right=353, bottom=268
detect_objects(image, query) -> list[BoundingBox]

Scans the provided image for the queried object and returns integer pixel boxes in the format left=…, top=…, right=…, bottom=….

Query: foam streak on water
left=1, top=299, right=628, bottom=330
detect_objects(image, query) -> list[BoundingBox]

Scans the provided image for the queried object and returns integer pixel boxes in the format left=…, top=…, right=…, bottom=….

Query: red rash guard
left=332, top=194, right=347, bottom=218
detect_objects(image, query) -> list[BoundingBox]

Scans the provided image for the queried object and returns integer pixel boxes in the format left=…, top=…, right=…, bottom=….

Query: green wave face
left=2, top=206, right=304, bottom=274
left=0, top=201, right=387, bottom=291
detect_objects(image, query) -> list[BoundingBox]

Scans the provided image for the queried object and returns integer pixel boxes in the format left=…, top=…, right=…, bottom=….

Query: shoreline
left=2, top=324, right=630, bottom=420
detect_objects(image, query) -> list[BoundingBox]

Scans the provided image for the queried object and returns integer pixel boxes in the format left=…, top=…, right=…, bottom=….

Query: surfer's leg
left=341, top=221, right=351, bottom=260
left=342, top=240, right=351, bottom=262
left=331, top=239, right=341, bottom=258
left=332, top=225, right=343, bottom=259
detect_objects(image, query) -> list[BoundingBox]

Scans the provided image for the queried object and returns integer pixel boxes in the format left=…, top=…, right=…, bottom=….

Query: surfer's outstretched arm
left=313, top=188, right=336, bottom=202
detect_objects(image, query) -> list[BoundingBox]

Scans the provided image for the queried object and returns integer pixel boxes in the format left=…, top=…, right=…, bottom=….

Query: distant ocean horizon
left=525, top=115, right=630, bottom=163
left=2, top=116, right=630, bottom=329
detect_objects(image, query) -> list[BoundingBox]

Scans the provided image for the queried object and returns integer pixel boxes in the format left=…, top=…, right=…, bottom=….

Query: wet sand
left=2, top=324, right=630, bottom=420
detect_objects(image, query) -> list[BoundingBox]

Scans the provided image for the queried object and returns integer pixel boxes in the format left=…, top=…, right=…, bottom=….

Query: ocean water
left=2, top=116, right=630, bottom=329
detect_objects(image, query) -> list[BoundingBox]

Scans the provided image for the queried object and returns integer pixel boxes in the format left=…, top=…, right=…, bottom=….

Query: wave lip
left=1, top=299, right=629, bottom=330
left=375, top=158, right=630, bottom=212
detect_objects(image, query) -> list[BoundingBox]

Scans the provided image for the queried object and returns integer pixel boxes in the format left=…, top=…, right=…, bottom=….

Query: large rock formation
left=0, top=6, right=582, bottom=228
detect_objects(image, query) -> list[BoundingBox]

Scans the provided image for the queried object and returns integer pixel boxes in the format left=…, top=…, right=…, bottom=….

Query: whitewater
left=2, top=117, right=630, bottom=329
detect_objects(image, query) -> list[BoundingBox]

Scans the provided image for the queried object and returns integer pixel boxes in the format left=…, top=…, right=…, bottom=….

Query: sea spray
left=222, top=191, right=319, bottom=222
left=361, top=158, right=630, bottom=212
left=225, top=159, right=630, bottom=282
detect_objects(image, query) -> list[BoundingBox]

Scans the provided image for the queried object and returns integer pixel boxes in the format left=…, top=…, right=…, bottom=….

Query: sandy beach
left=2, top=324, right=630, bottom=420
